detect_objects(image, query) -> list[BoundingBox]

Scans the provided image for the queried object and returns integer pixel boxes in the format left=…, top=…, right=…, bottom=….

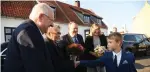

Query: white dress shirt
left=112, top=50, right=122, bottom=66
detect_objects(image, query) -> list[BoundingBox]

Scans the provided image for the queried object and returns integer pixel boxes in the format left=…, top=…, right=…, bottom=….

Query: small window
left=97, top=19, right=101, bottom=24
left=91, top=16, right=101, bottom=24
left=83, top=15, right=90, bottom=23
left=4, top=27, right=16, bottom=42
left=84, top=29, right=90, bottom=38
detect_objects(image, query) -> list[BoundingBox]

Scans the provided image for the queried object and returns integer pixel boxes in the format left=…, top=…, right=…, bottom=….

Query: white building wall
left=101, top=28, right=108, bottom=36
left=1, top=17, right=25, bottom=43
left=1, top=17, right=108, bottom=43
left=132, top=2, right=150, bottom=37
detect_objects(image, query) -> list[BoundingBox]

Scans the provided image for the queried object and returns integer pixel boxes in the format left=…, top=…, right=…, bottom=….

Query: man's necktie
left=74, top=37, right=78, bottom=43
left=113, top=55, right=118, bottom=68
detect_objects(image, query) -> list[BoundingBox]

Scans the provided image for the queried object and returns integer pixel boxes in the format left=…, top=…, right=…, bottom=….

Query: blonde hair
left=89, top=24, right=100, bottom=36
left=29, top=3, right=54, bottom=20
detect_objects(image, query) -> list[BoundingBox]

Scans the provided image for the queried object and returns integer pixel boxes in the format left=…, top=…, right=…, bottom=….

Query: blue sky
left=58, top=0, right=150, bottom=32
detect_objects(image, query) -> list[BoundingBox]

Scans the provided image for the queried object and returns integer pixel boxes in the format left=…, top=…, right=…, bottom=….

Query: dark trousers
left=75, top=66, right=87, bottom=72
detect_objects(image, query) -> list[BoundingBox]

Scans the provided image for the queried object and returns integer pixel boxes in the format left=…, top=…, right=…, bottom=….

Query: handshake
left=74, top=61, right=80, bottom=68
left=73, top=46, right=106, bottom=68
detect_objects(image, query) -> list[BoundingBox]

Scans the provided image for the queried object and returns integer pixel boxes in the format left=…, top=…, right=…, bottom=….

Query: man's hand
left=74, top=61, right=80, bottom=68
left=89, top=51, right=99, bottom=57
left=89, top=51, right=103, bottom=58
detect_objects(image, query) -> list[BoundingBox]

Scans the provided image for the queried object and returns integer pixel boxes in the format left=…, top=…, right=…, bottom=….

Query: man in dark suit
left=76, top=32, right=137, bottom=72
left=43, top=25, right=75, bottom=72
left=3, top=3, right=55, bottom=72
left=62, top=22, right=86, bottom=72
left=62, top=22, right=84, bottom=46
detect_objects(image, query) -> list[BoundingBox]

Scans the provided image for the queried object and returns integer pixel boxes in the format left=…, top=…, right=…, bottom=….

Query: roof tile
left=1, top=1, right=107, bottom=29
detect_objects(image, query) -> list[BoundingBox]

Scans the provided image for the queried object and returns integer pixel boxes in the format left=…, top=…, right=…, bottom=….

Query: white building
left=132, top=1, right=150, bottom=37
left=1, top=1, right=108, bottom=43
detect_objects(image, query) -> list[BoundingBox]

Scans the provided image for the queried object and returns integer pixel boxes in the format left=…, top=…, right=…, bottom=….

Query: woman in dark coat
left=84, top=24, right=107, bottom=72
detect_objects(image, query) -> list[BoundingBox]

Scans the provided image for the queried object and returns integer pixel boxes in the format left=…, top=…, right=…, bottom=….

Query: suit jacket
left=62, top=34, right=86, bottom=72
left=84, top=35, right=107, bottom=60
left=62, top=34, right=85, bottom=47
left=43, top=35, right=75, bottom=72
left=3, top=20, right=54, bottom=72
left=80, top=51, right=137, bottom=72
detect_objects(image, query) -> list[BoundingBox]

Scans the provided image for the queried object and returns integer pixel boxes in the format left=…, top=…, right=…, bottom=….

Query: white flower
left=94, top=45, right=106, bottom=57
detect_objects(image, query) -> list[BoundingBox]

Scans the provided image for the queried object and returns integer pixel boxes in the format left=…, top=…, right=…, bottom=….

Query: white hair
left=29, top=3, right=54, bottom=20
left=47, top=25, right=60, bottom=34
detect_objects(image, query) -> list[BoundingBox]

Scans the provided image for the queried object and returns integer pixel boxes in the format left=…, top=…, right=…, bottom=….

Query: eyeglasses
left=43, top=14, right=54, bottom=27
left=44, top=14, right=54, bottom=22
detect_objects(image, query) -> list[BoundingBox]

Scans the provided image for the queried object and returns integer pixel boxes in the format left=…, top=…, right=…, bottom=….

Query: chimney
left=75, top=0, right=80, bottom=7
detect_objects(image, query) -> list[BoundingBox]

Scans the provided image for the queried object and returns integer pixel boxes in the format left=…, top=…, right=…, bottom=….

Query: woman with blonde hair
left=84, top=24, right=107, bottom=72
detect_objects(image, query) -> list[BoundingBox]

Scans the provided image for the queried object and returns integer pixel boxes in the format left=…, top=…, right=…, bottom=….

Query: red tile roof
left=1, top=1, right=108, bottom=29
left=70, top=6, right=102, bottom=19
left=1, top=1, right=36, bottom=19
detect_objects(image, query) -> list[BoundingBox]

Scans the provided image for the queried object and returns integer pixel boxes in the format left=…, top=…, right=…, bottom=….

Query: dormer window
left=50, top=6, right=56, bottom=19
left=97, top=18, right=101, bottom=24
left=91, top=16, right=101, bottom=24
left=83, top=15, right=90, bottom=23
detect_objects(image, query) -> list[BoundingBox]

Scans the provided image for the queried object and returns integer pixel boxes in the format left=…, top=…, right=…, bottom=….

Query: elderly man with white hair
left=42, top=25, right=76, bottom=72
left=3, top=3, right=55, bottom=72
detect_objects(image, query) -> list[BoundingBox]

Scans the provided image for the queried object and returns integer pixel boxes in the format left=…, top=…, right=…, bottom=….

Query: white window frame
left=4, top=27, right=16, bottom=42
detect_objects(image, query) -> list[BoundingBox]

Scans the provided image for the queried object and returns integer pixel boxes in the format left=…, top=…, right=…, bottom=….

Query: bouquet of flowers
left=67, top=43, right=85, bottom=56
left=94, top=45, right=106, bottom=57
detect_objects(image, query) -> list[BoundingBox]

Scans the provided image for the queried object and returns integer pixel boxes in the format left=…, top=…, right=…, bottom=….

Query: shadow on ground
left=135, top=56, right=150, bottom=69
left=135, top=63, right=150, bottom=69
left=135, top=63, right=144, bottom=69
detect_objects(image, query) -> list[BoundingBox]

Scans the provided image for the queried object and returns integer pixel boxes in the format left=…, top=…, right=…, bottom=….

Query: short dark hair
left=107, top=32, right=122, bottom=42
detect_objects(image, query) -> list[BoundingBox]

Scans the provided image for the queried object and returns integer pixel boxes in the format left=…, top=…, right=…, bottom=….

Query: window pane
left=99, top=19, right=101, bottom=24
left=5, top=35, right=11, bottom=42
left=5, top=28, right=11, bottom=33
left=86, top=31, right=89, bottom=34
left=84, top=15, right=90, bottom=23
left=124, top=35, right=136, bottom=41
left=134, top=35, right=143, bottom=42
left=12, top=29, right=15, bottom=32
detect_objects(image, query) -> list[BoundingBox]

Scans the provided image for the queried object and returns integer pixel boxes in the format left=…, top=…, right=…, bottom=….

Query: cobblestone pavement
left=135, top=56, right=150, bottom=72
